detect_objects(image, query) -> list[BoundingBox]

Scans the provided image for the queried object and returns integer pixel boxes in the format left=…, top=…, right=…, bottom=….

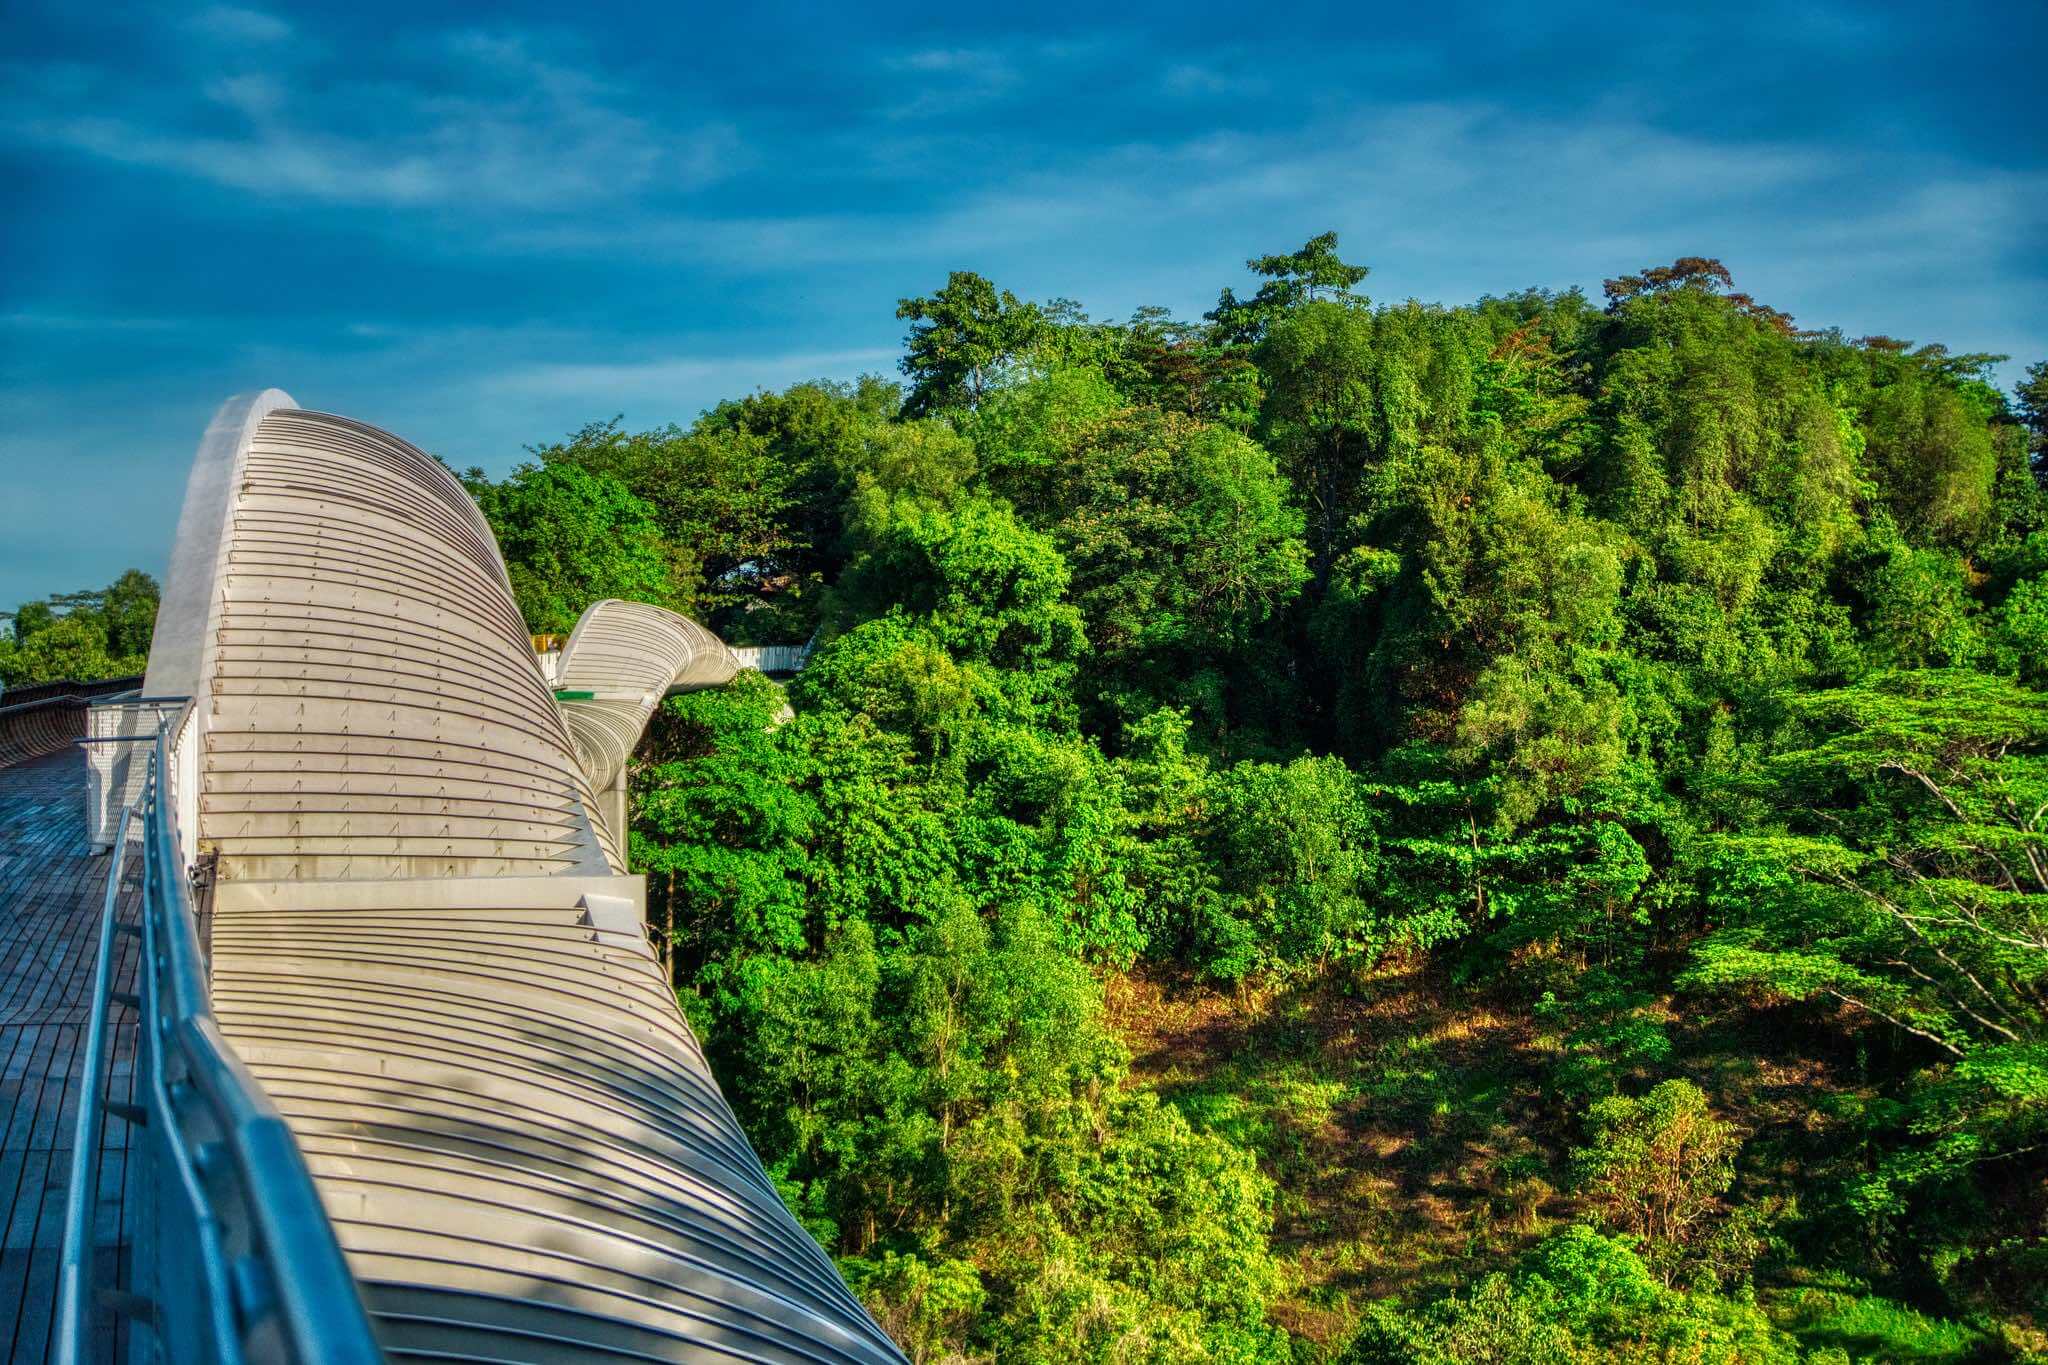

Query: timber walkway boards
left=0, top=749, right=135, bottom=1363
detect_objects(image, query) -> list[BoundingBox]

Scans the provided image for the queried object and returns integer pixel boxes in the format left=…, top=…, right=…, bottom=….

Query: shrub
left=1573, top=1080, right=1739, bottom=1257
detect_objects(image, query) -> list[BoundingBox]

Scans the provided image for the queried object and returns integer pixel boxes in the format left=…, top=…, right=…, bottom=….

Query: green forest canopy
left=0, top=568, right=158, bottom=688
left=462, top=242, right=2048, bottom=1362
left=19, top=240, right=2048, bottom=1361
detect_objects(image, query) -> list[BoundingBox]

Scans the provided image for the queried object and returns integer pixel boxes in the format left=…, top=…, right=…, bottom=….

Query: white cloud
left=186, top=5, right=292, bottom=44
left=483, top=100, right=1836, bottom=273
left=892, top=48, right=1007, bottom=76
left=202, top=73, right=286, bottom=118
left=17, top=114, right=451, bottom=204
left=465, top=92, right=2041, bottom=385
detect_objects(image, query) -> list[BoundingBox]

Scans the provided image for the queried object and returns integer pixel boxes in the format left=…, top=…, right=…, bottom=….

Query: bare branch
left=1824, top=987, right=1965, bottom=1059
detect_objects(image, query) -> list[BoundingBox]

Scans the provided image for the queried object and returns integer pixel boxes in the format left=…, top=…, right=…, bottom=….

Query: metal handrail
left=0, top=693, right=95, bottom=719
left=53, top=801, right=132, bottom=1360
left=55, top=713, right=383, bottom=1364
left=0, top=675, right=144, bottom=709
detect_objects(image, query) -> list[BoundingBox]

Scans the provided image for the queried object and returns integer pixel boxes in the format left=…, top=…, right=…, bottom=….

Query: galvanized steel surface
left=52, top=800, right=129, bottom=1365
left=82, top=695, right=185, bottom=850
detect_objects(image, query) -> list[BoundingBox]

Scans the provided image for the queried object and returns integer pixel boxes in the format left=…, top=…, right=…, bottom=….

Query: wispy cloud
left=0, top=311, right=186, bottom=332
left=490, top=101, right=1839, bottom=276
left=893, top=48, right=1010, bottom=77
left=4, top=22, right=736, bottom=209
left=203, top=73, right=286, bottom=118
left=1160, top=63, right=1267, bottom=98
left=479, top=348, right=899, bottom=403
left=185, top=5, right=292, bottom=44
left=882, top=45, right=1045, bottom=120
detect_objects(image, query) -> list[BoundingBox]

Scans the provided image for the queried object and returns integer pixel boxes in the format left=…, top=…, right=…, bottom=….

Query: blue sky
left=2, top=1, right=2044, bottom=608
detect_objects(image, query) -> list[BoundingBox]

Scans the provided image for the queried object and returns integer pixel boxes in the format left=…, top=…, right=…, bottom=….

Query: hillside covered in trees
left=461, top=240, right=2048, bottom=1362
left=459, top=242, right=2048, bottom=1362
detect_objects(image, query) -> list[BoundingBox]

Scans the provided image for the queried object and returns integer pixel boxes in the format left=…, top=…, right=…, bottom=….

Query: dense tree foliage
left=0, top=569, right=157, bottom=686
left=461, top=460, right=683, bottom=633
left=464, top=239, right=2047, bottom=1361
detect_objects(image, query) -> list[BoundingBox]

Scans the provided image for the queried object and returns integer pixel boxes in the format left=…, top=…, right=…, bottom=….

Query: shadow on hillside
left=1111, top=961, right=1575, bottom=1329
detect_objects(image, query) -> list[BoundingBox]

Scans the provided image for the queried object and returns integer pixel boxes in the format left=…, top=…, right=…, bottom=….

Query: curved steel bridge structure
left=42, top=393, right=905, bottom=1363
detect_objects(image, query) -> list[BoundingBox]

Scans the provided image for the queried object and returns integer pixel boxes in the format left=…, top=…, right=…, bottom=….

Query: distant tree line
left=0, top=569, right=157, bottom=688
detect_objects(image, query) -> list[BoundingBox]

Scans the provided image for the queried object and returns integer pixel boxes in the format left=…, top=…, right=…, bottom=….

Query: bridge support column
left=609, top=764, right=629, bottom=856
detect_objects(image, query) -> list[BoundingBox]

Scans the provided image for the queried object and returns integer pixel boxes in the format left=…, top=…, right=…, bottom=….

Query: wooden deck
left=0, top=748, right=136, bottom=1363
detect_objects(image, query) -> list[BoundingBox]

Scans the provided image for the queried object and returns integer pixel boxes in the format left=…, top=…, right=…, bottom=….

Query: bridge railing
left=0, top=675, right=145, bottom=708
left=56, top=707, right=383, bottom=1365
left=80, top=695, right=188, bottom=851
left=728, top=640, right=814, bottom=675
left=0, top=677, right=145, bottom=768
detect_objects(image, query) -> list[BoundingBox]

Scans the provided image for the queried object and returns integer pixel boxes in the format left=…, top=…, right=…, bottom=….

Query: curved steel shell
left=209, top=892, right=900, bottom=1362
left=153, top=394, right=905, bottom=1363
left=555, top=599, right=741, bottom=843
left=198, top=406, right=615, bottom=881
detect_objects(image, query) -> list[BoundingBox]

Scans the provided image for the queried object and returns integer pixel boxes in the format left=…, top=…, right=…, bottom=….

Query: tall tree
left=1685, top=671, right=2048, bottom=1214
left=1206, top=230, right=1370, bottom=346
left=896, top=272, right=1047, bottom=417
left=530, top=417, right=800, bottom=617
left=976, top=371, right=1307, bottom=726
left=2016, top=360, right=2048, bottom=475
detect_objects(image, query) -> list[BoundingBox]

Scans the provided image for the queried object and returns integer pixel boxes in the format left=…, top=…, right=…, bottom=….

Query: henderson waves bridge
left=0, top=392, right=904, bottom=1364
